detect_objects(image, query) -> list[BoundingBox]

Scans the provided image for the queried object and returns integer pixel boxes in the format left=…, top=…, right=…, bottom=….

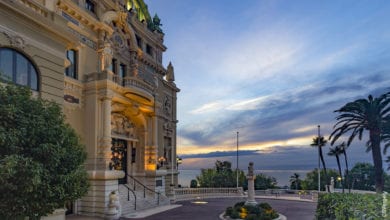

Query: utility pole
left=236, top=131, right=239, bottom=188
left=318, top=125, right=321, bottom=192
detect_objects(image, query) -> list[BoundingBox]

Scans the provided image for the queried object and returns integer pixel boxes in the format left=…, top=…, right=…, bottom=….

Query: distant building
left=0, top=0, right=179, bottom=218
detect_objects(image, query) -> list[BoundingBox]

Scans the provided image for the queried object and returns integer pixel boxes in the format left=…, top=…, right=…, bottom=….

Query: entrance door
left=111, top=138, right=127, bottom=184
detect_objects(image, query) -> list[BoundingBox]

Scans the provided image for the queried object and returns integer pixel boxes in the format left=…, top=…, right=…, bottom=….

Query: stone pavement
left=66, top=196, right=316, bottom=220
left=66, top=205, right=182, bottom=220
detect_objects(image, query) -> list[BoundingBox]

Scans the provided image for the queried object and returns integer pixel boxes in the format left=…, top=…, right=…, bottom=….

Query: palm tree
left=311, top=136, right=328, bottom=191
left=330, top=93, right=390, bottom=193
left=328, top=144, right=344, bottom=193
left=337, top=142, right=350, bottom=192
left=289, top=173, right=301, bottom=190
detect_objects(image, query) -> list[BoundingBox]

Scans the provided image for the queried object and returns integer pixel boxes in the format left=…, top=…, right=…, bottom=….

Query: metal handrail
left=122, top=184, right=137, bottom=210
left=126, top=174, right=168, bottom=205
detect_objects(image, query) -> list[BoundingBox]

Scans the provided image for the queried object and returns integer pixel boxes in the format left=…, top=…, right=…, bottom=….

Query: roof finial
left=166, top=62, right=175, bottom=82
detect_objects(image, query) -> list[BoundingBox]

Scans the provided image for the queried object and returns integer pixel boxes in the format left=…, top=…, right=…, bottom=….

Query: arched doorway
left=111, top=138, right=128, bottom=184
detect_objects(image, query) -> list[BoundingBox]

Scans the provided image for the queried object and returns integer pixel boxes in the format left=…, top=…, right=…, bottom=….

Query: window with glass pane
left=65, top=49, right=77, bottom=79
left=111, top=59, right=117, bottom=74
left=0, top=48, right=39, bottom=90
left=85, top=0, right=95, bottom=13
left=0, top=48, right=13, bottom=81
left=119, top=64, right=126, bottom=78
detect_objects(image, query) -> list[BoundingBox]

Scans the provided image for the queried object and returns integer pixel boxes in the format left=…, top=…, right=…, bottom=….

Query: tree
left=329, top=93, right=390, bottom=193
left=190, top=179, right=198, bottom=188
left=301, top=169, right=339, bottom=191
left=338, top=143, right=350, bottom=192
left=328, top=144, right=344, bottom=193
left=196, top=160, right=246, bottom=188
left=289, top=173, right=301, bottom=190
left=311, top=136, right=329, bottom=191
left=0, top=85, right=89, bottom=219
left=254, top=174, right=278, bottom=190
left=347, top=163, right=375, bottom=191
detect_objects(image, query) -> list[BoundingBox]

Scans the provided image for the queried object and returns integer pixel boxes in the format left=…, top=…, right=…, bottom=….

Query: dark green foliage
left=0, top=85, right=89, bottom=219
left=316, top=193, right=387, bottom=219
left=289, top=173, right=302, bottom=190
left=301, top=169, right=339, bottom=191
left=225, top=206, right=233, bottom=216
left=311, top=136, right=328, bottom=179
left=196, top=160, right=246, bottom=187
left=254, top=174, right=278, bottom=190
left=190, top=179, right=198, bottom=188
left=347, top=162, right=376, bottom=191
left=330, top=92, right=390, bottom=193
left=225, top=202, right=278, bottom=220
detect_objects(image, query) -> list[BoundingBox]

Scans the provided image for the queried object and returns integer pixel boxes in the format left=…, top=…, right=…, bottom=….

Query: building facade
left=0, top=0, right=179, bottom=218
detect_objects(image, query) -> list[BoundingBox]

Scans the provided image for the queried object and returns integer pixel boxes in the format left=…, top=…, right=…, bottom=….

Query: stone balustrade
left=173, top=187, right=244, bottom=201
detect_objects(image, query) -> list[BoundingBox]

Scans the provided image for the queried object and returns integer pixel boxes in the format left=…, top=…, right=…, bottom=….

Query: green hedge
left=316, top=192, right=390, bottom=219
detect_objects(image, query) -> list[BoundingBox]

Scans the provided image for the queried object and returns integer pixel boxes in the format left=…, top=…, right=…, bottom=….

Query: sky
left=146, top=0, right=390, bottom=172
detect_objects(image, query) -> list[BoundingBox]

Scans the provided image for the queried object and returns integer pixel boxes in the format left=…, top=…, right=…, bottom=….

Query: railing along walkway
left=124, top=175, right=170, bottom=209
left=173, top=187, right=245, bottom=201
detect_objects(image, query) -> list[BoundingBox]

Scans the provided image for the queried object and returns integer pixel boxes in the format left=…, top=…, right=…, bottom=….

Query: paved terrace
left=67, top=189, right=317, bottom=220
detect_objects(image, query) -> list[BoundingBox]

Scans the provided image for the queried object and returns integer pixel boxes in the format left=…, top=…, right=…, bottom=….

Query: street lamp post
left=318, top=125, right=321, bottom=192
left=236, top=131, right=239, bottom=188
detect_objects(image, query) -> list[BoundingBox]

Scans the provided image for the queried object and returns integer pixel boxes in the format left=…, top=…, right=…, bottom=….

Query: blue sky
left=147, top=0, right=390, bottom=171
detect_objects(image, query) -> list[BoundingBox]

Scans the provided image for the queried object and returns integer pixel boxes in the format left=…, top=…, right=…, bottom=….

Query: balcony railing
left=85, top=71, right=156, bottom=97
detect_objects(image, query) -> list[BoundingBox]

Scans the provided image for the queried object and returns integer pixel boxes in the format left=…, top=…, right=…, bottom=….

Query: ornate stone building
left=0, top=0, right=179, bottom=218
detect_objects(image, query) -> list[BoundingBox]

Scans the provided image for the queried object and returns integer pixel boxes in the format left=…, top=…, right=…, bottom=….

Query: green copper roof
left=126, top=0, right=163, bottom=33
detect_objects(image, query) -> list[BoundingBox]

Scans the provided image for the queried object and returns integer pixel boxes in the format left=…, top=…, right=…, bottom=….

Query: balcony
left=85, top=71, right=156, bottom=104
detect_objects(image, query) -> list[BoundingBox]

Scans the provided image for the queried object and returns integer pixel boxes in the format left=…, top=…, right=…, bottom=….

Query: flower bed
left=224, top=201, right=279, bottom=220
left=316, top=192, right=390, bottom=219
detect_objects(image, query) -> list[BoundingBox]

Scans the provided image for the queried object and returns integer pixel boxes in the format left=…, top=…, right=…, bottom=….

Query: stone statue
left=166, top=62, right=175, bottom=82
left=152, top=14, right=163, bottom=33
left=103, top=42, right=113, bottom=71
left=124, top=120, right=135, bottom=137
left=248, top=162, right=254, bottom=176
left=245, top=162, right=257, bottom=206
left=106, top=191, right=121, bottom=219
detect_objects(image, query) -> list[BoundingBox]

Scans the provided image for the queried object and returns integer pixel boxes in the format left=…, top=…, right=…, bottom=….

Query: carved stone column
left=245, top=162, right=257, bottom=206
left=97, top=92, right=113, bottom=169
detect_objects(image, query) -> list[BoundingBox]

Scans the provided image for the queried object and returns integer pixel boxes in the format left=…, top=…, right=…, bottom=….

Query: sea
left=178, top=169, right=311, bottom=188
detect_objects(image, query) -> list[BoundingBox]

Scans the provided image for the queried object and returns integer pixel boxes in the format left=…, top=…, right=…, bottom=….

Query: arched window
left=0, top=48, right=39, bottom=90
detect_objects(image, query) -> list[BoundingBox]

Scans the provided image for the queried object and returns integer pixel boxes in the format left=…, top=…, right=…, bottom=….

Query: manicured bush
left=0, top=85, right=89, bottom=219
left=225, top=202, right=278, bottom=220
left=316, top=193, right=390, bottom=219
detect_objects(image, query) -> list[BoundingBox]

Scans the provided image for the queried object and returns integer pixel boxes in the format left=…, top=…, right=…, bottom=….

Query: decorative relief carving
left=3, top=32, right=25, bottom=49
left=163, top=121, right=173, bottom=136
left=111, top=113, right=136, bottom=139
left=10, top=35, right=25, bottom=49
left=163, top=96, right=171, bottom=116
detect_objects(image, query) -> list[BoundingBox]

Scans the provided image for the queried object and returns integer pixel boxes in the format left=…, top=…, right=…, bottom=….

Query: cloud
left=190, top=101, right=225, bottom=114
left=178, top=70, right=390, bottom=150
left=178, top=145, right=372, bottom=171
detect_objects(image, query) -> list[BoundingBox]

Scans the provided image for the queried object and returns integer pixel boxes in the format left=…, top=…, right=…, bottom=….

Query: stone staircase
left=118, top=182, right=170, bottom=217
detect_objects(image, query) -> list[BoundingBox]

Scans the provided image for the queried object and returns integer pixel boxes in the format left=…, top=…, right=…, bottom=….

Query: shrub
left=190, top=179, right=198, bottom=188
left=225, top=201, right=278, bottom=220
left=316, top=193, right=389, bottom=219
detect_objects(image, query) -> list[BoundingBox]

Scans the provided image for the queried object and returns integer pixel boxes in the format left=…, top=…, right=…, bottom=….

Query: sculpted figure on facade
left=111, top=113, right=136, bottom=138
left=163, top=96, right=171, bottom=116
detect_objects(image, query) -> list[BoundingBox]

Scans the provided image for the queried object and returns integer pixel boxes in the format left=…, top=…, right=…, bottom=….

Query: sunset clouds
left=147, top=0, right=390, bottom=170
